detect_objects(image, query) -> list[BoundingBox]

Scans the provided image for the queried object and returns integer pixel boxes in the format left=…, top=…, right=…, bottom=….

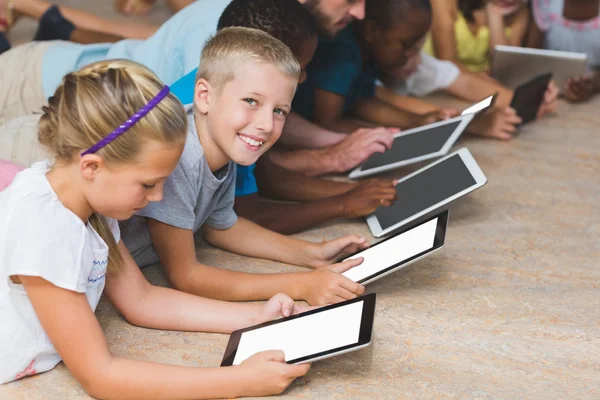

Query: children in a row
left=0, top=29, right=363, bottom=395
left=1, top=0, right=399, bottom=235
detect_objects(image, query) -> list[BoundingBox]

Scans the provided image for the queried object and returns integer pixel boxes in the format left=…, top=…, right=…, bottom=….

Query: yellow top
left=424, top=12, right=511, bottom=73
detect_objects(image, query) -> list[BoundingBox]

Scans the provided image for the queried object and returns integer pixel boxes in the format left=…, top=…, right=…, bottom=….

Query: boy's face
left=200, top=62, right=297, bottom=167
left=365, top=10, right=431, bottom=75
left=302, top=0, right=366, bottom=37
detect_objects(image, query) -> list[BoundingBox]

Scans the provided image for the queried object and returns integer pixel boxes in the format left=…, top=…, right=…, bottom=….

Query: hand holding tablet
left=343, top=211, right=448, bottom=284
left=349, top=114, right=475, bottom=179
left=221, top=294, right=377, bottom=366
left=510, top=72, right=553, bottom=125
left=366, top=148, right=487, bottom=237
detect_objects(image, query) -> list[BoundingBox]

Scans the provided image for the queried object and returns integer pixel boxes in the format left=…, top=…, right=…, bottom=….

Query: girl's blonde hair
left=39, top=59, right=188, bottom=271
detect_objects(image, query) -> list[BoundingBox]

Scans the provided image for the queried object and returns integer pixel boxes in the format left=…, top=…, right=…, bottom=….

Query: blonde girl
left=0, top=60, right=309, bottom=398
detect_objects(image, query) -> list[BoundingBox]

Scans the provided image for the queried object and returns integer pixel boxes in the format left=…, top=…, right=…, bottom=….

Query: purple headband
left=81, top=85, right=171, bottom=156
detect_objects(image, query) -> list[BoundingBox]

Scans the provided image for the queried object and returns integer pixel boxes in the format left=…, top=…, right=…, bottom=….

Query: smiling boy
left=120, top=27, right=367, bottom=306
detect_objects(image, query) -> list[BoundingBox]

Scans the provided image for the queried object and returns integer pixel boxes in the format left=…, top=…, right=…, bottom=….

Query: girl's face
left=82, top=139, right=184, bottom=221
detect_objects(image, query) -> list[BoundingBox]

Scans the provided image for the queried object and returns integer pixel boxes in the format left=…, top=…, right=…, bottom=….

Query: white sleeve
left=404, top=52, right=461, bottom=97
left=2, top=198, right=88, bottom=293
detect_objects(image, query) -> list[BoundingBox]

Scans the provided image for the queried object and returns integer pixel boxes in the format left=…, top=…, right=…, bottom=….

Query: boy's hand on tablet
left=301, top=259, right=366, bottom=305
left=565, top=76, right=594, bottom=103
left=253, top=293, right=308, bottom=325
left=339, top=179, right=397, bottom=218
left=305, top=234, right=370, bottom=269
left=237, top=350, right=311, bottom=396
left=326, top=127, right=396, bottom=172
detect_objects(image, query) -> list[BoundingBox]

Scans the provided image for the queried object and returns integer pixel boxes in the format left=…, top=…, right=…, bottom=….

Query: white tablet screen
left=232, top=301, right=364, bottom=365
left=375, top=154, right=476, bottom=230
left=361, top=120, right=462, bottom=171
left=343, top=217, right=438, bottom=282
left=461, top=95, right=494, bottom=115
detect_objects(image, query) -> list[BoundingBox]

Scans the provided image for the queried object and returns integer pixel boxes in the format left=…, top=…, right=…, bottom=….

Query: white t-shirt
left=0, top=160, right=120, bottom=384
left=381, top=52, right=461, bottom=97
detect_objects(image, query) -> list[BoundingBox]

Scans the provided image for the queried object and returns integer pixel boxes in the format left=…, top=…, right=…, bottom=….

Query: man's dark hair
left=218, top=0, right=317, bottom=56
left=365, top=0, right=432, bottom=28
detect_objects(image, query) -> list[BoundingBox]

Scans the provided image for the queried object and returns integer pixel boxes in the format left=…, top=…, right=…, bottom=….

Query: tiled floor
left=2, top=2, right=600, bottom=399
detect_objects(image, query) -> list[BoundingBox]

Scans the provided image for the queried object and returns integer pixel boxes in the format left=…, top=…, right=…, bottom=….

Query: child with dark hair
left=527, top=0, right=600, bottom=102
left=293, top=0, right=456, bottom=133
left=293, top=0, right=556, bottom=139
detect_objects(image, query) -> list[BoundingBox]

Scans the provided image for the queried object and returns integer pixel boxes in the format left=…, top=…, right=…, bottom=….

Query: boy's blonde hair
left=39, top=60, right=188, bottom=272
left=196, top=26, right=301, bottom=91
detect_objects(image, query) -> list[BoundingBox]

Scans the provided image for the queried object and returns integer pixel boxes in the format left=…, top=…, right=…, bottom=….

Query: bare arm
left=148, top=219, right=364, bottom=304
left=352, top=97, right=425, bottom=129
left=234, top=194, right=345, bottom=234
left=17, top=243, right=308, bottom=399
left=235, top=178, right=396, bottom=234
left=525, top=12, right=544, bottom=49
left=269, top=126, right=395, bottom=176
left=444, top=70, right=514, bottom=107
left=279, top=111, right=348, bottom=149
left=375, top=86, right=441, bottom=114
left=312, top=88, right=373, bottom=132
left=255, top=155, right=354, bottom=201
left=487, top=4, right=530, bottom=56
left=429, top=0, right=463, bottom=65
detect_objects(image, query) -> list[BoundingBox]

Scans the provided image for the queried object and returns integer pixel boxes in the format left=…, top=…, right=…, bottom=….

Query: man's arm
left=278, top=111, right=348, bottom=149
left=269, top=126, right=395, bottom=176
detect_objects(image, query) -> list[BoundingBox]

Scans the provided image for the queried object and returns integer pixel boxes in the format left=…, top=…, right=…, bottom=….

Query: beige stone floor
left=3, top=3, right=600, bottom=400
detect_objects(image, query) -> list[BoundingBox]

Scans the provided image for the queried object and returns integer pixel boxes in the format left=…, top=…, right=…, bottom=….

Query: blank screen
left=232, top=301, right=364, bottom=365
left=343, top=217, right=438, bottom=282
left=361, top=120, right=461, bottom=171
left=375, top=154, right=476, bottom=230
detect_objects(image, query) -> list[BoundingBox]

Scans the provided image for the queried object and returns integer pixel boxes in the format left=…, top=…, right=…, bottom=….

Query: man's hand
left=325, top=127, right=397, bottom=173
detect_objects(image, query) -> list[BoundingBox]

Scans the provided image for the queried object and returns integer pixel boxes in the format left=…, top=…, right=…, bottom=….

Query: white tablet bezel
left=220, top=294, right=376, bottom=366
left=343, top=211, right=448, bottom=285
left=492, top=45, right=588, bottom=91
left=461, top=93, right=497, bottom=116
left=365, top=148, right=487, bottom=238
left=348, top=113, right=475, bottom=180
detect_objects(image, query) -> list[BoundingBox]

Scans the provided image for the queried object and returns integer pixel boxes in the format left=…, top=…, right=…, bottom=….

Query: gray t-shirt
left=120, top=105, right=238, bottom=267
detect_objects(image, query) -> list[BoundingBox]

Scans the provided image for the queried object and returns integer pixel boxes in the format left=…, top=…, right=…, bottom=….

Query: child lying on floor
left=0, top=59, right=311, bottom=397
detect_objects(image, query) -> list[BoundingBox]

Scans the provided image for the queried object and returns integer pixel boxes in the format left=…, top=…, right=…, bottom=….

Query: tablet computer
left=342, top=211, right=448, bottom=285
left=366, top=148, right=487, bottom=238
left=221, top=294, right=376, bottom=366
left=461, top=93, right=498, bottom=116
left=510, top=72, right=553, bottom=125
left=492, top=45, right=587, bottom=92
left=348, top=114, right=474, bottom=179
